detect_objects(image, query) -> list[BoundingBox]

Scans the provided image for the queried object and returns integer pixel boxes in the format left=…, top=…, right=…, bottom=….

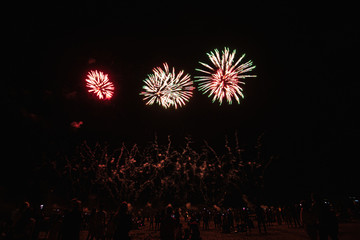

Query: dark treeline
left=43, top=133, right=274, bottom=209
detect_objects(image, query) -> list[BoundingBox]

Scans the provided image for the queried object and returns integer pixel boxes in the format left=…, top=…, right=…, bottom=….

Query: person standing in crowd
left=61, top=199, right=82, bottom=240
left=113, top=202, right=132, bottom=240
left=255, top=205, right=267, bottom=234
left=228, top=209, right=234, bottom=231
left=11, top=201, right=35, bottom=240
left=155, top=212, right=161, bottom=231
left=173, top=208, right=182, bottom=240
left=86, top=208, right=97, bottom=240
left=105, top=212, right=116, bottom=240
left=221, top=212, right=230, bottom=233
left=160, top=206, right=177, bottom=240
left=300, top=199, right=319, bottom=240
left=183, top=228, right=190, bottom=240
left=189, top=216, right=201, bottom=240
left=149, top=215, right=154, bottom=230
left=214, top=212, right=221, bottom=230
left=318, top=202, right=339, bottom=240
left=291, top=204, right=301, bottom=228
left=95, top=204, right=106, bottom=240
left=275, top=207, right=282, bottom=225
left=202, top=211, right=209, bottom=230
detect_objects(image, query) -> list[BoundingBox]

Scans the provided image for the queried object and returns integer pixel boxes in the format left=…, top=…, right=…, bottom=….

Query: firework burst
left=195, top=47, right=256, bottom=105
left=140, top=63, right=194, bottom=109
left=85, top=70, right=115, bottom=100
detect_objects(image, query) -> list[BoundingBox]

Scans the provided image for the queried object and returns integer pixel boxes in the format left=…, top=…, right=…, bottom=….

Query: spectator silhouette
left=105, top=212, right=116, bottom=239
left=155, top=212, right=161, bottom=230
left=221, top=213, right=230, bottom=233
left=242, top=208, right=252, bottom=234
left=291, top=204, right=301, bottom=228
left=255, top=205, right=267, bottom=234
left=300, top=199, right=318, bottom=240
left=113, top=202, right=132, bottom=240
left=149, top=215, right=154, bottom=230
left=61, top=199, right=82, bottom=240
left=202, top=211, right=209, bottom=230
left=95, top=204, right=106, bottom=240
left=214, top=212, right=221, bottom=230
left=173, top=208, right=182, bottom=240
left=228, top=209, right=234, bottom=230
left=86, top=208, right=96, bottom=240
left=188, top=216, right=201, bottom=240
left=319, top=202, right=338, bottom=240
left=160, top=206, right=177, bottom=240
left=183, top=228, right=190, bottom=240
left=11, top=201, right=35, bottom=240
left=275, top=207, right=282, bottom=225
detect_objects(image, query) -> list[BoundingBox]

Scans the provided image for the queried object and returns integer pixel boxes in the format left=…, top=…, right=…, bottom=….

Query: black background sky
left=3, top=1, right=360, bottom=200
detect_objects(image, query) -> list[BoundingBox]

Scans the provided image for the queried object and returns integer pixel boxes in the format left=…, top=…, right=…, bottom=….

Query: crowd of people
left=0, top=199, right=132, bottom=240
left=1, top=192, right=355, bottom=240
left=1, top=136, right=358, bottom=239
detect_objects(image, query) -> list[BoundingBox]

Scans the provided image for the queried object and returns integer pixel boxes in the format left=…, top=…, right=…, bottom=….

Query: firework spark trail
left=195, top=47, right=256, bottom=105
left=85, top=70, right=115, bottom=100
left=140, top=63, right=194, bottom=109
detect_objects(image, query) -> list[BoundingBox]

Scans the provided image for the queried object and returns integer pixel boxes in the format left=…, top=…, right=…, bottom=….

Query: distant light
left=70, top=121, right=83, bottom=129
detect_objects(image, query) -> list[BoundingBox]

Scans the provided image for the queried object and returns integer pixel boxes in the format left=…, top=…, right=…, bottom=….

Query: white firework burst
left=140, top=63, right=194, bottom=109
left=195, top=47, right=256, bottom=105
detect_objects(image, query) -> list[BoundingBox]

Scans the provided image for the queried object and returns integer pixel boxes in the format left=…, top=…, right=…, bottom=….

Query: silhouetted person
left=105, top=212, right=116, bottom=239
left=174, top=209, right=180, bottom=225
left=228, top=210, right=234, bottom=230
left=11, top=201, right=35, bottom=240
left=173, top=209, right=182, bottom=240
left=61, top=199, right=82, bottom=240
left=214, top=212, right=221, bottom=230
left=202, top=212, right=209, bottom=230
left=221, top=213, right=230, bottom=233
left=149, top=215, right=154, bottom=230
left=155, top=212, right=161, bottom=230
left=243, top=208, right=252, bottom=234
left=291, top=204, right=301, bottom=228
left=160, top=207, right=177, bottom=240
left=113, top=202, right=132, bottom=240
left=300, top=200, right=318, bottom=240
left=188, top=216, right=201, bottom=240
left=86, top=208, right=96, bottom=240
left=183, top=228, right=190, bottom=240
left=255, top=205, right=266, bottom=234
left=234, top=210, right=240, bottom=227
left=284, top=205, right=293, bottom=227
left=275, top=207, right=282, bottom=225
left=319, top=203, right=338, bottom=240
left=95, top=205, right=106, bottom=240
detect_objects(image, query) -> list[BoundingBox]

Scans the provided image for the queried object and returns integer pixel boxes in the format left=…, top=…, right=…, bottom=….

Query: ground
left=79, top=219, right=360, bottom=240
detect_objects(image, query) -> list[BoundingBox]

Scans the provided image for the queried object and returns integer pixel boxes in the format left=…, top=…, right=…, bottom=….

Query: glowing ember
left=140, top=63, right=194, bottom=109
left=195, top=47, right=256, bottom=105
left=85, top=70, right=114, bottom=100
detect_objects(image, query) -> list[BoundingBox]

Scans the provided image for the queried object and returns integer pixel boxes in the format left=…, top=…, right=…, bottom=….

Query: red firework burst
left=85, top=70, right=114, bottom=100
left=195, top=47, right=256, bottom=105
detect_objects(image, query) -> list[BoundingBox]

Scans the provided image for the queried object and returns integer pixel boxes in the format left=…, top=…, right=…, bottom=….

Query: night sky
left=3, top=2, right=359, bottom=200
